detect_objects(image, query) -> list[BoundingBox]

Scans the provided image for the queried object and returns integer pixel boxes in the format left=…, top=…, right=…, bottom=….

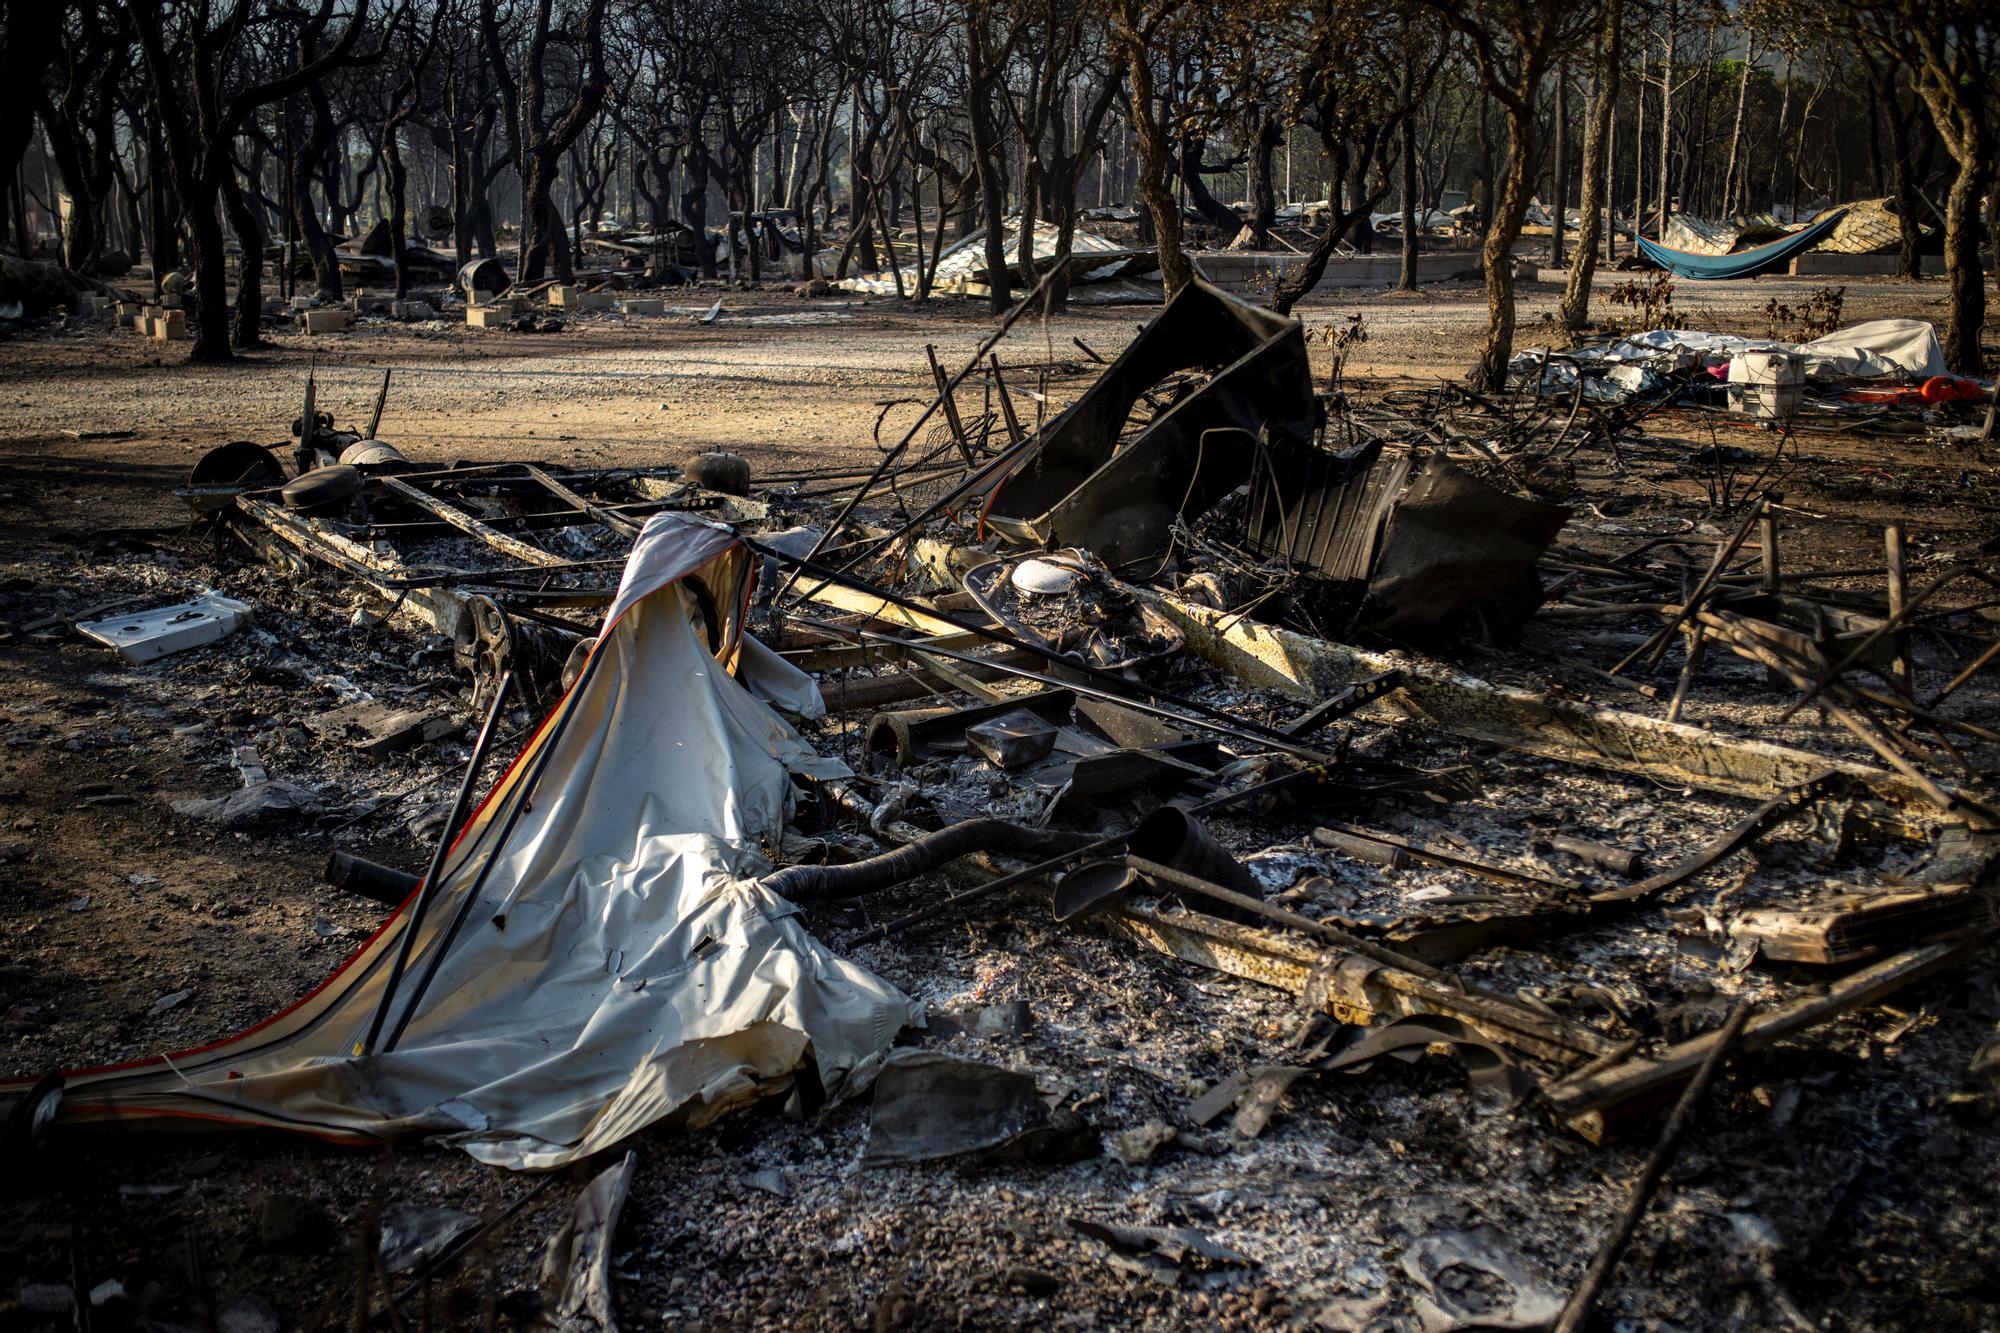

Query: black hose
left=763, top=819, right=1097, bottom=902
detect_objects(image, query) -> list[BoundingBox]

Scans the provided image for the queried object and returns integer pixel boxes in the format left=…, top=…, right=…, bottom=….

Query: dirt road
left=1, top=273, right=1965, bottom=484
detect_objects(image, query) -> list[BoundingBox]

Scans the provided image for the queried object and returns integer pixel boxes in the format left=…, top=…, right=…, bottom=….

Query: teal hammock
left=1636, top=208, right=1848, bottom=281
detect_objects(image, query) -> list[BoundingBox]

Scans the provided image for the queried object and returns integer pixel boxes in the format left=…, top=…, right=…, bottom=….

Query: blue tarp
left=1636, top=209, right=1848, bottom=281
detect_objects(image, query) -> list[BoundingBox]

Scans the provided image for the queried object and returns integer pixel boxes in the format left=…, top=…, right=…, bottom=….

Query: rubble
left=2, top=269, right=1997, bottom=1330
left=835, top=219, right=1162, bottom=304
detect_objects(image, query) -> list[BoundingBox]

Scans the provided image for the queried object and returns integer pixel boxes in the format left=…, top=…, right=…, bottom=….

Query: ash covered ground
left=2, top=277, right=1998, bottom=1331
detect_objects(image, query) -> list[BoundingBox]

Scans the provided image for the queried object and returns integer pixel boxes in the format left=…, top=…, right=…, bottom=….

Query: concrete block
left=548, top=286, right=616, bottom=311
left=618, top=297, right=665, bottom=317
left=151, top=309, right=187, bottom=341
left=466, top=304, right=517, bottom=328
left=115, top=301, right=142, bottom=321
left=298, top=307, right=353, bottom=334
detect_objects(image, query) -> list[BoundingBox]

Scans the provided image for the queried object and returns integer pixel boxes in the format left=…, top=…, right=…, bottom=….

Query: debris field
left=2, top=278, right=1998, bottom=1333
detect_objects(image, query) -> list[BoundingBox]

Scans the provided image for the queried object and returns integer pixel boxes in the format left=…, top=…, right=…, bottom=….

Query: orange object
left=1921, top=375, right=1984, bottom=404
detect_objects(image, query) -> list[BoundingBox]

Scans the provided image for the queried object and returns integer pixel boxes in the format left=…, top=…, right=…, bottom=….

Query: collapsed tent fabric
left=6, top=514, right=917, bottom=1169
left=1636, top=208, right=1846, bottom=280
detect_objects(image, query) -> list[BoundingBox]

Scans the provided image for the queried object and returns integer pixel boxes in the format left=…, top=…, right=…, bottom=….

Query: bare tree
left=1560, top=0, right=1620, bottom=330
left=1108, top=0, right=1191, bottom=294
left=483, top=0, right=610, bottom=284
left=382, top=0, right=445, bottom=297
left=993, top=0, right=1123, bottom=308
left=1270, top=3, right=1444, bottom=316
left=1848, top=1, right=1992, bottom=373
left=963, top=0, right=1020, bottom=309
left=129, top=0, right=376, bottom=361
left=39, top=1, right=131, bottom=272
left=0, top=0, right=62, bottom=255
left=1420, top=0, right=1600, bottom=389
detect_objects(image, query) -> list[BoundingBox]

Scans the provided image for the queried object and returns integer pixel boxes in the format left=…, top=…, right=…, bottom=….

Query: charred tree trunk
left=1874, top=61, right=1922, bottom=280
left=289, top=92, right=342, bottom=299
left=1656, top=2, right=1676, bottom=224
left=1247, top=104, right=1277, bottom=248
left=384, top=122, right=412, bottom=297
left=681, top=167, right=714, bottom=279
left=382, top=14, right=438, bottom=302
left=1176, top=135, right=1243, bottom=233
left=1397, top=68, right=1418, bottom=291
left=39, top=103, right=98, bottom=271
left=219, top=165, right=265, bottom=349
left=1473, top=92, right=1495, bottom=231
left=146, top=125, right=179, bottom=293
left=1550, top=69, right=1567, bottom=268
left=1767, top=51, right=1793, bottom=209
left=183, top=192, right=231, bottom=359
left=0, top=0, right=58, bottom=253
left=1938, top=153, right=1992, bottom=375
left=519, top=158, right=559, bottom=281
left=1719, top=31, right=1756, bottom=215
left=966, top=17, right=1013, bottom=314
left=1475, top=106, right=1535, bottom=391
left=1562, top=1, right=1619, bottom=331
left=1115, top=6, right=1189, bottom=297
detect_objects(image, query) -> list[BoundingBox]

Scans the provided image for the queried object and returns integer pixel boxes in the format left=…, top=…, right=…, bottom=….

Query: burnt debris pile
left=5, top=279, right=1998, bottom=1331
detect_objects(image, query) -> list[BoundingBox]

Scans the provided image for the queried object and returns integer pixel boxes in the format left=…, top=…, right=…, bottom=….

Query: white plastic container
left=1726, top=348, right=1804, bottom=421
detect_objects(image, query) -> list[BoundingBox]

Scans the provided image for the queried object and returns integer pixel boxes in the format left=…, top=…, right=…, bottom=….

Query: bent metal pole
left=774, top=262, right=1063, bottom=606
left=355, top=670, right=513, bottom=1058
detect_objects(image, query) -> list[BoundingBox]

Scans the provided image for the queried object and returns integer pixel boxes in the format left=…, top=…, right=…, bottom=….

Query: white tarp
left=1797, top=319, right=1950, bottom=380
left=1574, top=318, right=1949, bottom=381
left=21, top=514, right=917, bottom=1169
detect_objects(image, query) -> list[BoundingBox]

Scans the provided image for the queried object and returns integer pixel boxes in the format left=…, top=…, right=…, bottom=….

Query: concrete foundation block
left=618, top=297, right=665, bottom=317
left=299, top=307, right=353, bottom=334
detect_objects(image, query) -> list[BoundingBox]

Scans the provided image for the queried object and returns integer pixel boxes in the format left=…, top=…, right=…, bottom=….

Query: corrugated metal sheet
left=1661, top=214, right=1742, bottom=256
left=1810, top=197, right=1916, bottom=255
left=836, top=219, right=1159, bottom=302
left=1660, top=200, right=1918, bottom=259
